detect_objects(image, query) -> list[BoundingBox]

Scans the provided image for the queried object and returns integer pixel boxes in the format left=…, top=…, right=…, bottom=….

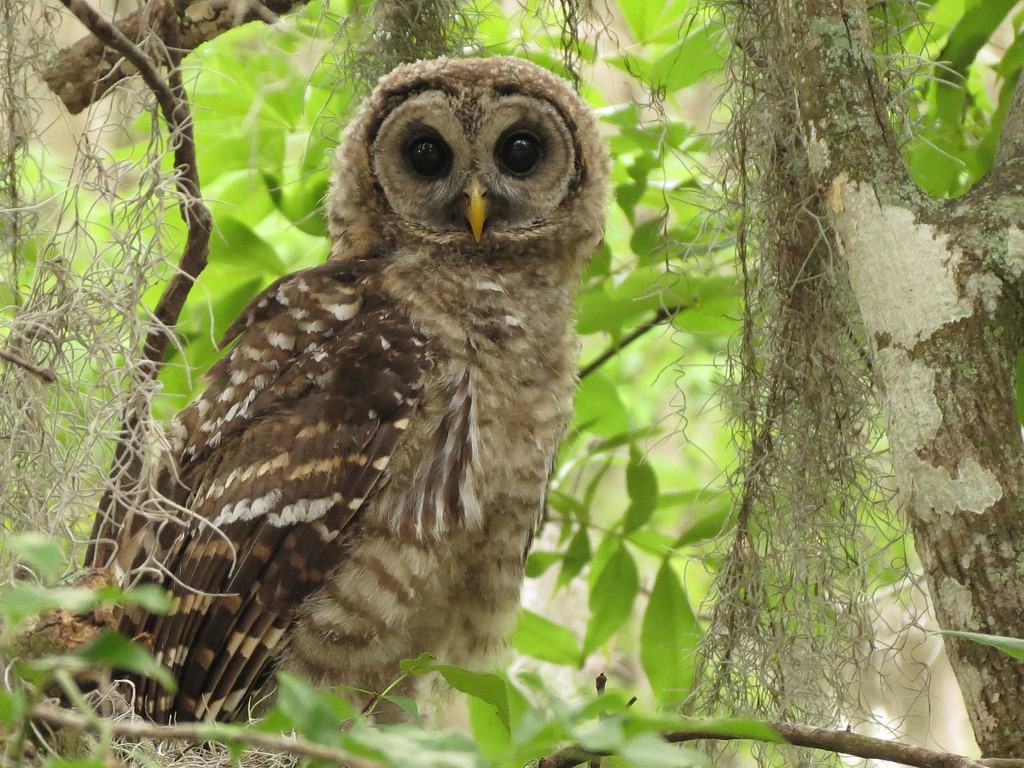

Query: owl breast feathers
left=108, top=55, right=608, bottom=723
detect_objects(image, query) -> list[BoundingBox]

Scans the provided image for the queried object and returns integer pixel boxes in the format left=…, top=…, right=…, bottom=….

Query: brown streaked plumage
left=113, top=56, right=608, bottom=723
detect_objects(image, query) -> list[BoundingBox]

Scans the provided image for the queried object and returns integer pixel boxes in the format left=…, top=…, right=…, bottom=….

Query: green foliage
left=2, top=0, right=1014, bottom=764
left=900, top=0, right=1021, bottom=196
left=938, top=629, right=1024, bottom=659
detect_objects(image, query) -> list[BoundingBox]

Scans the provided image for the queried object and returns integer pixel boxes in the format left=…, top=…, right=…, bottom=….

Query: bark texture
left=776, top=0, right=1024, bottom=754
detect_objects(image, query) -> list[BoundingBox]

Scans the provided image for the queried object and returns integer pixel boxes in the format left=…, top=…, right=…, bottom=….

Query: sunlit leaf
left=623, top=449, right=659, bottom=534
left=77, top=630, right=176, bottom=693
left=512, top=610, right=582, bottom=666
left=620, top=732, right=704, bottom=768
left=271, top=671, right=351, bottom=744
left=431, top=666, right=510, bottom=731
left=0, top=686, right=27, bottom=727
left=6, top=533, right=64, bottom=583
left=0, top=584, right=95, bottom=625
left=641, top=561, right=700, bottom=700
left=208, top=217, right=287, bottom=275
left=938, top=629, right=1024, bottom=659
left=584, top=544, right=639, bottom=655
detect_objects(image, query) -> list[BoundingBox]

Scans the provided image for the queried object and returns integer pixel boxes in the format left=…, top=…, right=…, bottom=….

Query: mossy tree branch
left=44, top=0, right=304, bottom=114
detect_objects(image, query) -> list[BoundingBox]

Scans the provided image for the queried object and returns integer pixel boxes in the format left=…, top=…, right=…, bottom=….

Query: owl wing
left=119, top=257, right=433, bottom=723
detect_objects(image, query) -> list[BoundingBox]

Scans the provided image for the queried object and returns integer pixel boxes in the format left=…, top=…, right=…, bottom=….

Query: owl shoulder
left=172, top=257, right=436, bottom=472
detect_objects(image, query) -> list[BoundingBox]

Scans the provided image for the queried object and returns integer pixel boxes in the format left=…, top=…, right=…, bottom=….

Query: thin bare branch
left=0, top=348, right=57, bottom=383
left=578, top=305, right=685, bottom=380
left=540, top=720, right=1017, bottom=768
left=28, top=703, right=383, bottom=768
left=32, top=700, right=1024, bottom=768
left=56, top=0, right=213, bottom=566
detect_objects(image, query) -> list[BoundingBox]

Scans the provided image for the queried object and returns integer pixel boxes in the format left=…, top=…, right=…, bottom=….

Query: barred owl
left=110, top=56, right=608, bottom=723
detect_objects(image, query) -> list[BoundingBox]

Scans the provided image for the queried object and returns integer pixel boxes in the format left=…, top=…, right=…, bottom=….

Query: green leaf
left=525, top=550, right=561, bottom=578
left=667, top=716, right=782, bottom=741
left=556, top=527, right=592, bottom=589
left=272, top=671, right=350, bottom=744
left=572, top=715, right=625, bottom=753
left=938, top=629, right=1024, bottom=659
left=7, top=533, right=64, bottom=583
left=111, top=584, right=175, bottom=614
left=273, top=170, right=331, bottom=237
left=467, top=693, right=510, bottom=760
left=574, top=373, right=629, bottom=438
left=204, top=169, right=275, bottom=227
left=616, top=0, right=691, bottom=45
left=0, top=584, right=95, bottom=625
left=342, top=723, right=482, bottom=768
left=384, top=694, right=420, bottom=721
left=584, top=544, right=639, bottom=655
left=623, top=449, right=658, bottom=534
left=399, top=652, right=437, bottom=674
left=208, top=217, right=287, bottom=275
left=640, top=561, right=700, bottom=700
left=0, top=686, right=27, bottom=726
left=75, top=631, right=176, bottom=694
left=620, top=732, right=704, bottom=768
left=940, top=0, right=1017, bottom=76
left=609, top=25, right=724, bottom=92
left=672, top=500, right=730, bottom=547
left=512, top=610, right=582, bottom=666
left=431, top=666, right=510, bottom=731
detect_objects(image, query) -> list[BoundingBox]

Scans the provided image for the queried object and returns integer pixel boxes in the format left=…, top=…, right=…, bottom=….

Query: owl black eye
left=497, top=132, right=543, bottom=176
left=405, top=135, right=451, bottom=178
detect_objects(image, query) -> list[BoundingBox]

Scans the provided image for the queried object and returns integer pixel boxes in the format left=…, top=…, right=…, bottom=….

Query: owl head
left=326, top=56, right=608, bottom=264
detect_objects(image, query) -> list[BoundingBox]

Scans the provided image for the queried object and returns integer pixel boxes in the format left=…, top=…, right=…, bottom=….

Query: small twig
left=0, top=349, right=57, bottom=383
left=57, top=0, right=213, bottom=567
left=29, top=702, right=383, bottom=768
left=589, top=674, right=607, bottom=768
left=538, top=719, right=1017, bottom=768
left=578, top=304, right=686, bottom=380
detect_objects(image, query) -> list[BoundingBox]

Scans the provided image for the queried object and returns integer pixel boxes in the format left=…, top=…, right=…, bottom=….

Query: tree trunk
left=756, top=0, right=1024, bottom=754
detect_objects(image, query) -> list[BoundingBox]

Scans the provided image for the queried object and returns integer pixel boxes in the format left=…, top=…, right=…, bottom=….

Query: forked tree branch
left=44, top=0, right=305, bottom=114
left=56, top=0, right=213, bottom=566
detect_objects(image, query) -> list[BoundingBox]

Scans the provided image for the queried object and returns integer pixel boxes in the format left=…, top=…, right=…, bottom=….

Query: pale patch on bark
left=909, top=457, right=1003, bottom=517
left=830, top=179, right=971, bottom=348
left=832, top=180, right=1004, bottom=517
left=876, top=349, right=1003, bottom=517
left=1007, top=225, right=1024, bottom=278
left=875, top=348, right=940, bottom=449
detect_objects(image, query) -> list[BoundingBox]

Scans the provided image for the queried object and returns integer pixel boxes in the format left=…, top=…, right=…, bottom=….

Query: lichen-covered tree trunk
left=736, top=0, right=1024, bottom=755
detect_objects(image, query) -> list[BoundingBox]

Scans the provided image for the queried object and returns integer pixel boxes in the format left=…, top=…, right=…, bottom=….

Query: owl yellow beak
left=464, top=178, right=489, bottom=242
